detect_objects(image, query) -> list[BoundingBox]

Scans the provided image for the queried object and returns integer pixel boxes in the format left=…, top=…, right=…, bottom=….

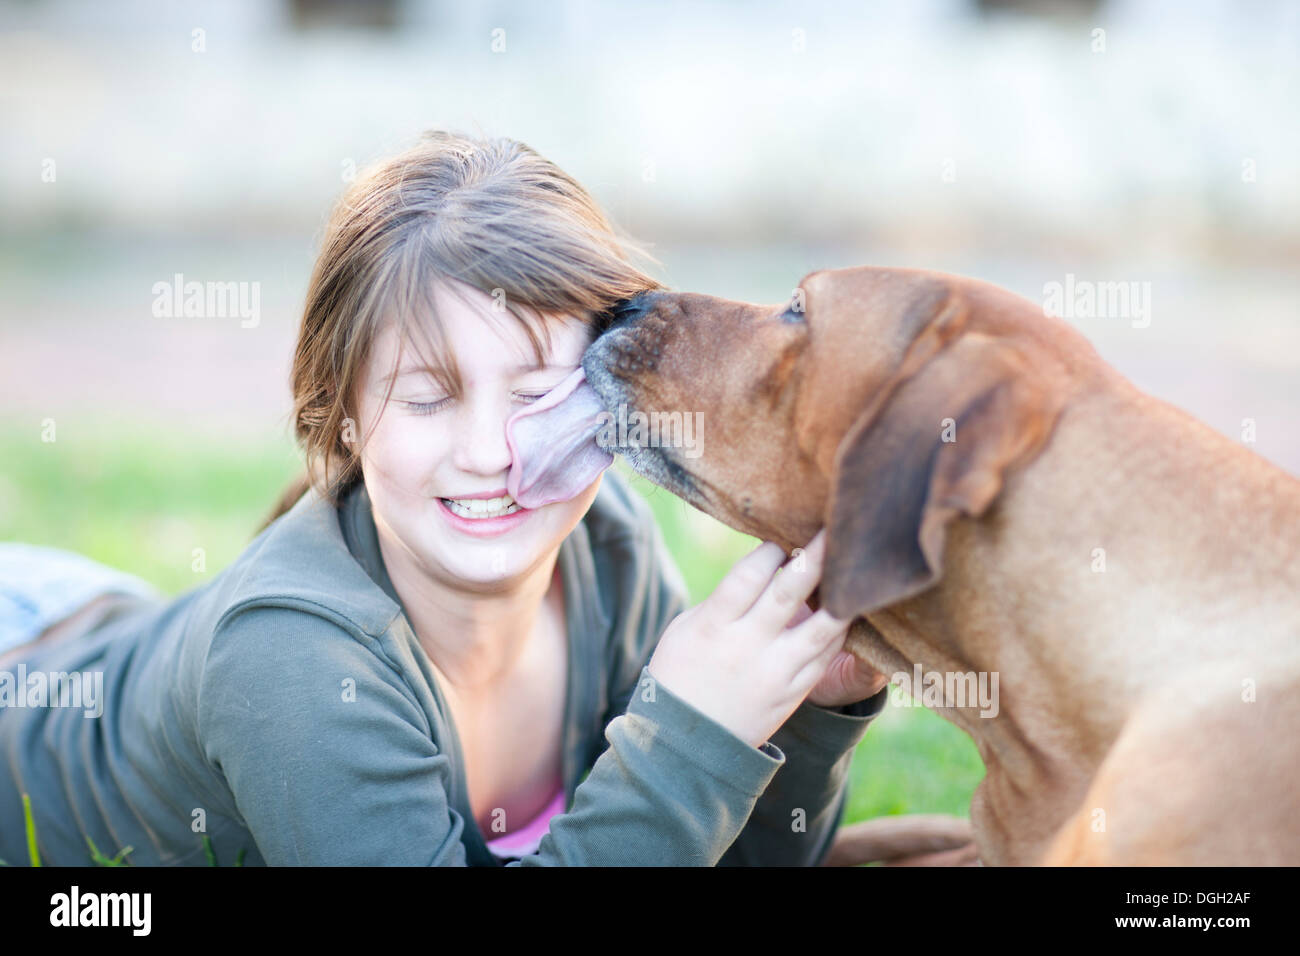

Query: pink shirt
left=484, top=786, right=567, bottom=859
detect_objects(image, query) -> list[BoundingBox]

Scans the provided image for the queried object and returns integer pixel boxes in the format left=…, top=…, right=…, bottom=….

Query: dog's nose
left=598, top=290, right=662, bottom=333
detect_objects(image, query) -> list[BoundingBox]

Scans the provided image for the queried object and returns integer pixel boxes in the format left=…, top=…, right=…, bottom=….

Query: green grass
left=0, top=417, right=982, bottom=863
left=845, top=695, right=984, bottom=819
left=0, top=420, right=303, bottom=597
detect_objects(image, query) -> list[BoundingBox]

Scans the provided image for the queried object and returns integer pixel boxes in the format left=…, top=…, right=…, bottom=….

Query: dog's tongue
left=506, top=367, right=613, bottom=509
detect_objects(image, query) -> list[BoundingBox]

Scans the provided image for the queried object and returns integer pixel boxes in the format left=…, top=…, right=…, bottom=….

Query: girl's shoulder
left=209, top=483, right=402, bottom=643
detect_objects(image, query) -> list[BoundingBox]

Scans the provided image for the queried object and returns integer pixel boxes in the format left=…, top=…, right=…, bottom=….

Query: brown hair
left=257, top=130, right=663, bottom=532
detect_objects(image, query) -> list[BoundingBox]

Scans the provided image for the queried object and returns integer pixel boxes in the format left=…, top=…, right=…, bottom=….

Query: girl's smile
left=436, top=492, right=535, bottom=538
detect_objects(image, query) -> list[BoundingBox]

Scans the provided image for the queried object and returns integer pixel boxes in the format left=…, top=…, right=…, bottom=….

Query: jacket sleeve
left=519, top=664, right=786, bottom=865
left=199, top=603, right=786, bottom=866
left=717, top=686, right=888, bottom=866
left=598, top=519, right=890, bottom=868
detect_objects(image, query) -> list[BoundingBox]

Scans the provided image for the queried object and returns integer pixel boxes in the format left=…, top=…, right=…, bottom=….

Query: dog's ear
left=819, top=332, right=1064, bottom=620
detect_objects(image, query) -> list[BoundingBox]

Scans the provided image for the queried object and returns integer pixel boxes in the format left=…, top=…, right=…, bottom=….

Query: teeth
left=443, top=494, right=521, bottom=519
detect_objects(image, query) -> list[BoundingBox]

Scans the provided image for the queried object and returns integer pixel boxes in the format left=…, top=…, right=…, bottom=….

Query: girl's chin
left=427, top=524, right=551, bottom=570
left=442, top=557, right=543, bottom=589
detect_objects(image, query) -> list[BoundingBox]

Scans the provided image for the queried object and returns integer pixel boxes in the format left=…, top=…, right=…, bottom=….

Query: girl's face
left=351, top=279, right=601, bottom=590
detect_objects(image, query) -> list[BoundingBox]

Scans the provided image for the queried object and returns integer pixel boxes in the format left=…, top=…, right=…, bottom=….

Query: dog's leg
left=823, top=814, right=975, bottom=866
left=1041, top=668, right=1300, bottom=865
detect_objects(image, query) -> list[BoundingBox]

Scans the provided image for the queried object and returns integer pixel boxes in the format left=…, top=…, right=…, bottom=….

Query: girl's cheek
left=370, top=416, right=448, bottom=491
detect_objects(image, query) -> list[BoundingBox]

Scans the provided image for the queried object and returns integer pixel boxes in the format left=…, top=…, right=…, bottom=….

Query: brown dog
left=580, top=266, right=1300, bottom=866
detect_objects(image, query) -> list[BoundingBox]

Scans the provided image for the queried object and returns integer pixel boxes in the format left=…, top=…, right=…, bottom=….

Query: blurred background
left=2, top=0, right=1297, bottom=838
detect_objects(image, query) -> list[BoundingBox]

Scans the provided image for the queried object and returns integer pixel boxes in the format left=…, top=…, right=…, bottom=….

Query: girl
left=0, top=130, right=888, bottom=866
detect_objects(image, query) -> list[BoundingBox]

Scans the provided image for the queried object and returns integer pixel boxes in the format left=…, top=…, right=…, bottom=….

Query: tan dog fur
left=581, top=266, right=1300, bottom=866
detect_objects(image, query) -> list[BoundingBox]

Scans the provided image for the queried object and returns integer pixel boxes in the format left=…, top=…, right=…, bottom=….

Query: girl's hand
left=804, top=638, right=890, bottom=710
left=646, top=529, right=854, bottom=749
left=774, top=594, right=890, bottom=710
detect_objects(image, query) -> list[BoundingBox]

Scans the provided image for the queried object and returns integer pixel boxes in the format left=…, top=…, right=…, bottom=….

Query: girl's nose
left=451, top=397, right=514, bottom=478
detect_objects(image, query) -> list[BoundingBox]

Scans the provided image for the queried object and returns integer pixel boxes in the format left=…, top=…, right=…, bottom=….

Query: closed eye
left=399, top=398, right=451, bottom=416
left=399, top=392, right=549, bottom=416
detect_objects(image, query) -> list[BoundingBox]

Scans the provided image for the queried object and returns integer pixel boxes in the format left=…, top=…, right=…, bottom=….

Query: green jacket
left=0, top=470, right=886, bottom=866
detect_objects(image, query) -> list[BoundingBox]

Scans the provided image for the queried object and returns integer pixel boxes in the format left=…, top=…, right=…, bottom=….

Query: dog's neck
left=849, top=374, right=1300, bottom=864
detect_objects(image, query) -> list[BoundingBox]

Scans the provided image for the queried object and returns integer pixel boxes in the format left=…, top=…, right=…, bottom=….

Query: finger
left=787, top=600, right=814, bottom=628
left=816, top=648, right=859, bottom=692
left=788, top=610, right=852, bottom=690
left=740, top=529, right=828, bottom=631
left=704, top=540, right=788, bottom=620
left=792, top=629, right=850, bottom=700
